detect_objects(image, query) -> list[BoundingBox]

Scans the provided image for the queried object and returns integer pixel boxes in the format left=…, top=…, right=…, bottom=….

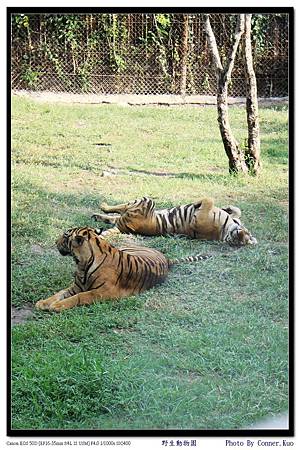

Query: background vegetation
left=11, top=13, right=289, bottom=96
left=11, top=95, right=288, bottom=430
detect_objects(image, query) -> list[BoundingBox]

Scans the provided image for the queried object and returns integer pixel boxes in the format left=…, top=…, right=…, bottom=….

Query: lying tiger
left=92, top=196, right=257, bottom=246
left=35, top=227, right=211, bottom=312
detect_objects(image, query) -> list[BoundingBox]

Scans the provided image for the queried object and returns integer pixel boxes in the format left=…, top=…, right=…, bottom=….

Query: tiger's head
left=225, top=222, right=257, bottom=247
left=56, top=227, right=104, bottom=262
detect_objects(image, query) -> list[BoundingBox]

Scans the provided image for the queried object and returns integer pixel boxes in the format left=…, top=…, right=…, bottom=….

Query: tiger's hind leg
left=190, top=198, right=214, bottom=228
left=91, top=212, right=120, bottom=224
left=100, top=197, right=152, bottom=214
left=100, top=201, right=130, bottom=214
left=193, top=197, right=214, bottom=212
left=190, top=198, right=219, bottom=239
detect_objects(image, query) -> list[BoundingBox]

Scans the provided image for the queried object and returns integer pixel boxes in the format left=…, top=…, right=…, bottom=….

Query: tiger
left=91, top=196, right=257, bottom=246
left=35, top=227, right=211, bottom=312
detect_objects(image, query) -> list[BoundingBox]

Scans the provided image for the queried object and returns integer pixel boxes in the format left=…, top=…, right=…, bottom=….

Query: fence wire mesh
left=11, top=13, right=289, bottom=97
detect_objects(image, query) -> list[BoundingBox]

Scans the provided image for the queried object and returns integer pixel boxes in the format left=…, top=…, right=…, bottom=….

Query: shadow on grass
left=128, top=167, right=228, bottom=180
left=265, top=147, right=288, bottom=164
left=259, top=104, right=288, bottom=113
left=260, top=119, right=288, bottom=137
left=12, top=175, right=289, bottom=242
left=108, top=165, right=237, bottom=184
left=13, top=155, right=104, bottom=172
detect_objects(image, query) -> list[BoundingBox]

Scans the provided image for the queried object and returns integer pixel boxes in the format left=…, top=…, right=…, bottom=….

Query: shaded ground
left=11, top=304, right=34, bottom=325
left=12, top=90, right=288, bottom=107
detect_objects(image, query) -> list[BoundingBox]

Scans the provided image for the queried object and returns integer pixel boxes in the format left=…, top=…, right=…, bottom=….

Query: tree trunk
left=205, top=14, right=248, bottom=174
left=217, top=78, right=248, bottom=173
left=180, top=14, right=189, bottom=96
left=244, top=14, right=261, bottom=174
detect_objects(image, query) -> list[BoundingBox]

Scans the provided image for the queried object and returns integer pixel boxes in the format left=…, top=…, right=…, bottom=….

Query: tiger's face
left=227, top=224, right=257, bottom=247
left=56, top=227, right=103, bottom=261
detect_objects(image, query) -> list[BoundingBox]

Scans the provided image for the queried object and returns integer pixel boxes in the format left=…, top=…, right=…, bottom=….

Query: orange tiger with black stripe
left=92, top=197, right=257, bottom=246
left=35, top=227, right=211, bottom=312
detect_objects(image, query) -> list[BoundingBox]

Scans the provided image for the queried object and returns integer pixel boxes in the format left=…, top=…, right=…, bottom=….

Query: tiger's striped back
left=117, top=244, right=169, bottom=293
left=57, top=227, right=212, bottom=295
left=36, top=227, right=213, bottom=312
left=56, top=227, right=170, bottom=297
left=154, top=203, right=198, bottom=236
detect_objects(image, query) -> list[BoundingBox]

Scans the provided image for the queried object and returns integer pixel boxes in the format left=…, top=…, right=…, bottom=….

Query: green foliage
left=11, top=13, right=289, bottom=95
left=21, top=67, right=39, bottom=88
left=251, top=14, right=287, bottom=59
left=12, top=14, right=30, bottom=29
left=201, top=73, right=210, bottom=91
left=11, top=96, right=288, bottom=430
left=156, top=14, right=171, bottom=28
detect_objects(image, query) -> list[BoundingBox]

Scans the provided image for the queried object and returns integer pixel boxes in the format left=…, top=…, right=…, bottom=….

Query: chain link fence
left=11, top=13, right=289, bottom=97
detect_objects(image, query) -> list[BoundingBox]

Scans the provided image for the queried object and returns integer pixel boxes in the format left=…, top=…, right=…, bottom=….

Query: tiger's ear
left=237, top=229, right=246, bottom=241
left=95, top=228, right=103, bottom=235
left=73, top=235, right=85, bottom=247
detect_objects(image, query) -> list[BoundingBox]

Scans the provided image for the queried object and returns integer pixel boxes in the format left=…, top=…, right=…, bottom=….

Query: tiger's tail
left=168, top=254, right=212, bottom=266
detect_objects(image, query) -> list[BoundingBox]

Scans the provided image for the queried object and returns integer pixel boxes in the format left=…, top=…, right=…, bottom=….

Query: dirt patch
left=175, top=367, right=204, bottom=383
left=279, top=200, right=289, bottom=207
left=13, top=90, right=288, bottom=108
left=31, top=244, right=45, bottom=255
left=112, top=327, right=136, bottom=335
left=11, top=304, right=35, bottom=326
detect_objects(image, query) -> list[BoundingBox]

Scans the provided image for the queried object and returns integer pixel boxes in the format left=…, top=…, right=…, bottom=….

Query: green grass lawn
left=11, top=95, right=289, bottom=431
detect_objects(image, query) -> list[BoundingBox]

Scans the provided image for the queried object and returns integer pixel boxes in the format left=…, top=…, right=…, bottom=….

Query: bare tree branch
left=204, top=14, right=223, bottom=71
left=223, top=14, right=245, bottom=83
left=205, top=14, right=248, bottom=174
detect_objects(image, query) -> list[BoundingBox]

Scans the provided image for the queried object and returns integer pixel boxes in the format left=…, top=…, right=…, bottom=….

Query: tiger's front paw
left=49, top=298, right=78, bottom=312
left=35, top=299, right=51, bottom=310
left=49, top=301, right=68, bottom=312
